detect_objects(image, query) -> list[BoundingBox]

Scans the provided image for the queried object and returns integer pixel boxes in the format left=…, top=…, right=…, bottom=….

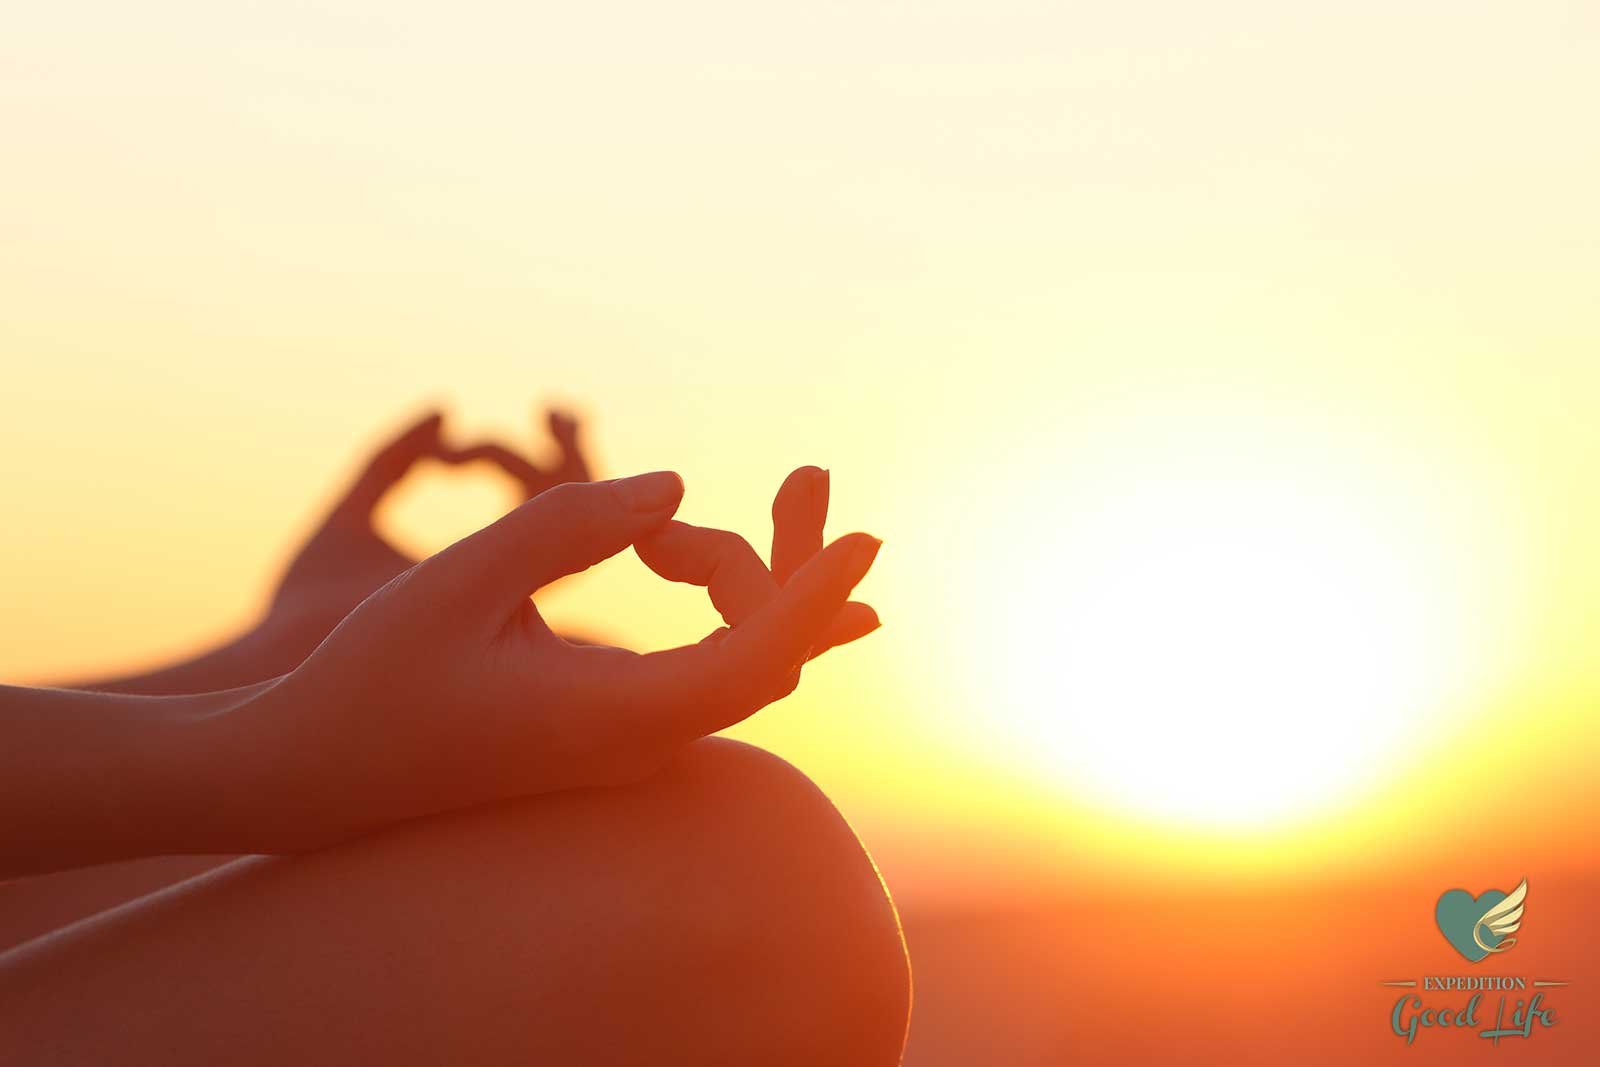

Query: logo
left=1435, top=877, right=1527, bottom=962
left=1382, top=877, right=1569, bottom=1047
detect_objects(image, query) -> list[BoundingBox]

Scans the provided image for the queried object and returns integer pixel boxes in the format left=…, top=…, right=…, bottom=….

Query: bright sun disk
left=977, top=438, right=1477, bottom=828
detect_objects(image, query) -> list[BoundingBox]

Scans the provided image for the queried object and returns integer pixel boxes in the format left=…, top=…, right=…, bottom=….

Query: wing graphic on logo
left=1472, top=877, right=1527, bottom=954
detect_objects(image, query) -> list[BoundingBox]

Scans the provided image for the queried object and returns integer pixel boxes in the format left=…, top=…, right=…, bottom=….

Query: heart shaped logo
left=1435, top=879, right=1527, bottom=963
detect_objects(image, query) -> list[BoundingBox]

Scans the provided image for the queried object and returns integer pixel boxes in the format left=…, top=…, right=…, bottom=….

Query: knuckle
left=711, top=529, right=760, bottom=566
left=772, top=669, right=802, bottom=701
left=707, top=527, right=747, bottom=551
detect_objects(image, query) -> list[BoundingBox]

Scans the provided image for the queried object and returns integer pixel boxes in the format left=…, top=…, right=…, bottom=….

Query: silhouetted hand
left=230, top=469, right=880, bottom=851
left=636, top=465, right=880, bottom=657
left=264, top=409, right=592, bottom=660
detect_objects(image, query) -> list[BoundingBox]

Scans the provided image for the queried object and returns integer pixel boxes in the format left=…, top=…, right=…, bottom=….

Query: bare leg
left=0, top=739, right=911, bottom=1065
left=0, top=856, right=234, bottom=951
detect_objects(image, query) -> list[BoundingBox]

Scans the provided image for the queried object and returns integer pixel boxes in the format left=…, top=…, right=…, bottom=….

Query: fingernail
left=614, top=471, right=684, bottom=512
left=849, top=534, right=882, bottom=576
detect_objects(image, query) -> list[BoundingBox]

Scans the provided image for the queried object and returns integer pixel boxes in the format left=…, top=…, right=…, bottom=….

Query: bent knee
left=0, top=739, right=910, bottom=1067
left=632, top=739, right=911, bottom=1064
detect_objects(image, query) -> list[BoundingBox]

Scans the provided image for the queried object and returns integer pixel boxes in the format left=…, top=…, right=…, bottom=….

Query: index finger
left=331, top=411, right=445, bottom=524
left=635, top=521, right=780, bottom=626
left=441, top=408, right=593, bottom=499
left=438, top=441, right=547, bottom=492
left=602, top=532, right=882, bottom=740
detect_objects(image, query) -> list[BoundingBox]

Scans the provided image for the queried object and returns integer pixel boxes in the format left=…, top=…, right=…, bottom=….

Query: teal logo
left=1435, top=878, right=1527, bottom=962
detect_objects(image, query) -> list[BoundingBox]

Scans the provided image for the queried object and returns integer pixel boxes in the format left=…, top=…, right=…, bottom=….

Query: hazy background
left=4, top=3, right=1597, bottom=1061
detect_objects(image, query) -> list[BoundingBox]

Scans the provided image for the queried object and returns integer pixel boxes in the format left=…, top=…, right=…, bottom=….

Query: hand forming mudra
left=264, top=408, right=593, bottom=665
left=0, top=408, right=879, bottom=876
left=0, top=412, right=907, bottom=1067
left=243, top=463, right=881, bottom=851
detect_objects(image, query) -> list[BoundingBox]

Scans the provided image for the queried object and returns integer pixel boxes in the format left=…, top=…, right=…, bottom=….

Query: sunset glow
left=2, top=1, right=1596, bottom=891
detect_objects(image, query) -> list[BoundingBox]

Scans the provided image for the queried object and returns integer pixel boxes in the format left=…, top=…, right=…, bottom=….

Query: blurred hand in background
left=266, top=408, right=591, bottom=662
left=78, top=407, right=591, bottom=694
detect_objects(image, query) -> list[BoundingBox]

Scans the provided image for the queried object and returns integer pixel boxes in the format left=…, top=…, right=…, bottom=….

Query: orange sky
left=3, top=2, right=1598, bottom=919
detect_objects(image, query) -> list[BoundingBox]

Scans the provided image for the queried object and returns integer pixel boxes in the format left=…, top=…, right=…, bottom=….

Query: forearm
left=64, top=619, right=594, bottom=695
left=0, top=681, right=279, bottom=878
left=58, top=621, right=319, bottom=696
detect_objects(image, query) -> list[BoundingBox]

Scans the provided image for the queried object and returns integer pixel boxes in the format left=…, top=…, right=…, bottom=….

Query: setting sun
left=970, top=411, right=1515, bottom=827
left=4, top=3, right=1600, bottom=1062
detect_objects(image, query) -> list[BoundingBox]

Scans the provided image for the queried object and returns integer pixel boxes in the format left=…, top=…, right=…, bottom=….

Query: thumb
left=427, top=471, right=683, bottom=613
left=332, top=410, right=444, bottom=524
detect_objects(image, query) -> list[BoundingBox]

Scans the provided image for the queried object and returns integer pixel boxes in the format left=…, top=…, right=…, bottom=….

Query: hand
left=228, top=469, right=881, bottom=851
left=61, top=408, right=593, bottom=695
left=635, top=465, right=880, bottom=657
left=264, top=408, right=592, bottom=661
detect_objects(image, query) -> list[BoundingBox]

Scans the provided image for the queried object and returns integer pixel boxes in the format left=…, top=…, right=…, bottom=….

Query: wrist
left=202, top=666, right=376, bottom=855
left=142, top=680, right=291, bottom=856
left=231, top=613, right=326, bottom=678
left=0, top=681, right=283, bottom=876
left=59, top=623, right=306, bottom=696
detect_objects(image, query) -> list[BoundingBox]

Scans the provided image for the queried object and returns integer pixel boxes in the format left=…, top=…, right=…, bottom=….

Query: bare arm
left=3, top=470, right=880, bottom=880
left=65, top=629, right=301, bottom=697
left=64, top=407, right=594, bottom=696
left=0, top=681, right=274, bottom=877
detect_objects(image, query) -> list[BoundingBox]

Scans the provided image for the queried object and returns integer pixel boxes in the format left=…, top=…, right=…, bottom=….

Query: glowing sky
left=4, top=2, right=1598, bottom=895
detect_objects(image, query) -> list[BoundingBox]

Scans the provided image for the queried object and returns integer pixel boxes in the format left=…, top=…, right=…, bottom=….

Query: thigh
left=0, top=738, right=910, bottom=1066
left=0, top=856, right=234, bottom=952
